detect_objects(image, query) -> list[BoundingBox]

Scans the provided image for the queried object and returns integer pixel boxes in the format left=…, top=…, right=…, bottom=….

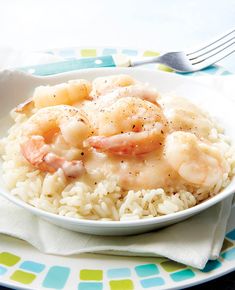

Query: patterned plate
left=0, top=47, right=234, bottom=290
left=40, top=46, right=232, bottom=76
left=0, top=207, right=234, bottom=290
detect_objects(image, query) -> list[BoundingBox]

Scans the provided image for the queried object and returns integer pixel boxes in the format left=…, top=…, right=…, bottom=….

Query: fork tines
left=187, top=29, right=235, bottom=65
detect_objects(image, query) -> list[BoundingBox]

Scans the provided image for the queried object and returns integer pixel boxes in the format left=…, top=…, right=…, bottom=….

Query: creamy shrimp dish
left=0, top=74, right=234, bottom=221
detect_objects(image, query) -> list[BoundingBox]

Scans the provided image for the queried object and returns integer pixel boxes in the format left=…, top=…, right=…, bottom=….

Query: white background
left=0, top=0, right=234, bottom=71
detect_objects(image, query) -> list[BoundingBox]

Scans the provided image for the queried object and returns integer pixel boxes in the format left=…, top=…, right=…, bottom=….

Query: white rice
left=0, top=109, right=235, bottom=221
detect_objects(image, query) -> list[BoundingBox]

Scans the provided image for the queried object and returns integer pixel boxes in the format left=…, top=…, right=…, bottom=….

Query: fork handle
left=130, top=55, right=162, bottom=66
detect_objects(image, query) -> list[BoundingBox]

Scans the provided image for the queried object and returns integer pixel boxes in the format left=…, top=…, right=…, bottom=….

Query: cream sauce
left=84, top=149, right=184, bottom=191
left=80, top=94, right=228, bottom=191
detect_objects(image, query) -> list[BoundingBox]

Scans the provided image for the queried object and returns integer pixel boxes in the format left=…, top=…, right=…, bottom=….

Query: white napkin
left=0, top=195, right=233, bottom=270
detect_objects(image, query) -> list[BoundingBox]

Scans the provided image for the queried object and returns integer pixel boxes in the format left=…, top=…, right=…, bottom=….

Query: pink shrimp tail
left=21, top=137, right=84, bottom=178
left=86, top=135, right=136, bottom=155
left=86, top=134, right=162, bottom=156
left=21, top=137, right=55, bottom=173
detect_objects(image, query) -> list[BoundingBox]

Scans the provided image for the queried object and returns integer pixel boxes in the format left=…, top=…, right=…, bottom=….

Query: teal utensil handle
left=18, top=55, right=116, bottom=76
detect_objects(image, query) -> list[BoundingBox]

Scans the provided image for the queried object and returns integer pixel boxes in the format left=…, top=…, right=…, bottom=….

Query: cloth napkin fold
left=0, top=195, right=233, bottom=269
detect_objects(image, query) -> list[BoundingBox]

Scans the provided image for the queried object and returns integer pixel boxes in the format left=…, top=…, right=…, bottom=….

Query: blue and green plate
left=0, top=46, right=234, bottom=290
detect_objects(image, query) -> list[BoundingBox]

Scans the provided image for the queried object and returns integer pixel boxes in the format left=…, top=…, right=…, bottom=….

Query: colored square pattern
left=153, top=257, right=168, bottom=263
left=201, top=260, right=222, bottom=273
left=0, top=265, right=7, bottom=275
left=107, top=268, right=131, bottom=278
left=102, top=48, right=117, bottom=55
left=80, top=49, right=97, bottom=57
left=221, top=248, right=235, bottom=261
left=121, top=49, right=138, bottom=56
left=161, top=260, right=186, bottom=272
left=80, top=269, right=103, bottom=281
left=140, top=277, right=165, bottom=288
left=78, top=282, right=103, bottom=290
left=221, top=238, right=234, bottom=252
left=143, top=50, right=160, bottom=57
left=10, top=270, right=36, bottom=285
left=226, top=229, right=235, bottom=240
left=158, top=64, right=174, bottom=72
left=0, top=252, right=20, bottom=267
left=135, top=264, right=159, bottom=277
left=201, top=65, right=219, bottom=74
left=20, top=261, right=45, bottom=273
left=221, top=71, right=232, bottom=75
left=170, top=269, right=195, bottom=282
left=109, top=279, right=134, bottom=290
left=42, top=266, right=70, bottom=288
left=58, top=49, right=76, bottom=58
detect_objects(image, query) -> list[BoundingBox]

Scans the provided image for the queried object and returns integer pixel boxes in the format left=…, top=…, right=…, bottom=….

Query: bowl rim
left=0, top=67, right=235, bottom=227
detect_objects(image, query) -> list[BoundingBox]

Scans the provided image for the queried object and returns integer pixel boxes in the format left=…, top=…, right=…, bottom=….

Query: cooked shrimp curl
left=165, top=131, right=228, bottom=187
left=16, top=79, right=92, bottom=113
left=20, top=105, right=92, bottom=178
left=33, top=79, right=91, bottom=108
left=86, top=97, right=168, bottom=155
left=90, top=74, right=136, bottom=98
left=96, top=84, right=160, bottom=108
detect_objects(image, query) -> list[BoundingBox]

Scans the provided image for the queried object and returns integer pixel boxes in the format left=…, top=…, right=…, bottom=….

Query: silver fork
left=131, top=29, right=235, bottom=72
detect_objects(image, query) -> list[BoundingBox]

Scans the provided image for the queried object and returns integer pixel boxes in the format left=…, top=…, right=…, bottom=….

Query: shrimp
left=21, top=105, right=92, bottom=177
left=84, top=84, right=160, bottom=131
left=97, top=84, right=160, bottom=107
left=165, top=131, right=228, bottom=187
left=17, top=79, right=92, bottom=113
left=90, top=74, right=136, bottom=98
left=86, top=97, right=168, bottom=155
left=33, top=79, right=91, bottom=108
left=159, top=96, right=214, bottom=138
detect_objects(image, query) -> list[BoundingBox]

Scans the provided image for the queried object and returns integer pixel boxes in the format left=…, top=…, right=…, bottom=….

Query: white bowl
left=0, top=68, right=235, bottom=236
